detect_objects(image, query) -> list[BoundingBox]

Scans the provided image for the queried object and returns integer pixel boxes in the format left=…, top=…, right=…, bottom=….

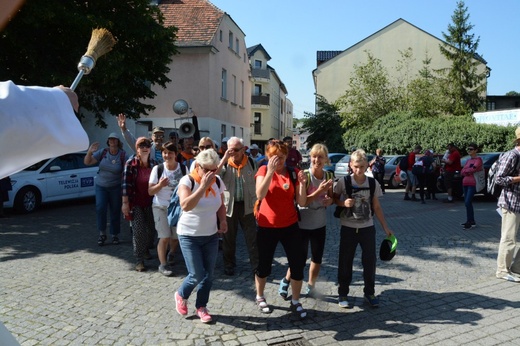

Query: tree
left=407, top=52, right=450, bottom=117
left=438, top=0, right=487, bottom=116
left=506, top=91, right=520, bottom=96
left=302, top=95, right=345, bottom=152
left=0, top=0, right=178, bottom=127
left=335, top=51, right=397, bottom=129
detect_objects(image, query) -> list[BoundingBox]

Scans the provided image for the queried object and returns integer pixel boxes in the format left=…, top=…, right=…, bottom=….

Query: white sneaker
left=158, top=264, right=173, bottom=276
left=338, top=296, right=353, bottom=308
left=500, top=274, right=520, bottom=282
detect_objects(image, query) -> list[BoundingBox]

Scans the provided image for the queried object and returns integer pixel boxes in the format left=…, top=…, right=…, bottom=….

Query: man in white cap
left=495, top=127, right=520, bottom=282
left=249, top=144, right=267, bottom=165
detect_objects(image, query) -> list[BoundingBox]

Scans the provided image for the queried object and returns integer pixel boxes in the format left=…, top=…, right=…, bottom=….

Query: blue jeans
left=178, top=233, right=219, bottom=309
left=95, top=184, right=122, bottom=236
left=463, top=185, right=476, bottom=223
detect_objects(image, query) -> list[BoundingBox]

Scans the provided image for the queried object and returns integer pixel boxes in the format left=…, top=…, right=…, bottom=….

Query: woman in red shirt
left=254, top=140, right=308, bottom=319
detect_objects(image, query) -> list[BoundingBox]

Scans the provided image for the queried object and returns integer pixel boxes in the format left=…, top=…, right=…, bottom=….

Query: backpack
left=156, top=162, right=187, bottom=181
left=398, top=153, right=409, bottom=171
left=167, top=176, right=221, bottom=227
left=487, top=152, right=519, bottom=198
left=334, top=175, right=376, bottom=219
left=304, top=169, right=334, bottom=190
left=100, top=148, right=126, bottom=168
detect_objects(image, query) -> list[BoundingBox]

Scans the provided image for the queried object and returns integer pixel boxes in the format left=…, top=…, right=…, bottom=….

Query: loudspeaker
left=179, top=122, right=195, bottom=138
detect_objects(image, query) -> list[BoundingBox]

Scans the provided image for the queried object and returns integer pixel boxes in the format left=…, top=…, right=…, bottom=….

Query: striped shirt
left=496, top=147, right=520, bottom=213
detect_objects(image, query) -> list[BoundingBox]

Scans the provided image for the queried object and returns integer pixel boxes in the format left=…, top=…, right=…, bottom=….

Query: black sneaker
left=404, top=195, right=411, bottom=201
left=364, top=294, right=379, bottom=307
left=462, top=222, right=476, bottom=230
left=97, top=234, right=107, bottom=246
left=112, top=236, right=120, bottom=245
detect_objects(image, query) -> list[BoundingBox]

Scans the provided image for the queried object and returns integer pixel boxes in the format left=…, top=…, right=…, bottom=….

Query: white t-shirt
left=176, top=175, right=226, bottom=237
left=0, top=81, right=89, bottom=178
left=149, top=163, right=185, bottom=207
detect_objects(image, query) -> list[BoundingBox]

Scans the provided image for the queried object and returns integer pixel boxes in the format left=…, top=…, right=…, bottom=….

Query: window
left=228, top=31, right=233, bottom=49
left=221, top=69, right=227, bottom=99
left=241, top=80, right=244, bottom=107
left=219, top=30, right=222, bottom=42
left=235, top=38, right=239, bottom=54
left=232, top=75, right=237, bottom=103
left=254, top=112, right=261, bottom=135
left=254, top=84, right=262, bottom=96
left=231, top=126, right=236, bottom=136
left=221, top=124, right=226, bottom=141
left=254, top=60, right=262, bottom=69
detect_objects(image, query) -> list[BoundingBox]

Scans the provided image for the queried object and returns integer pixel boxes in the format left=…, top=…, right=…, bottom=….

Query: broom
left=70, top=28, right=117, bottom=91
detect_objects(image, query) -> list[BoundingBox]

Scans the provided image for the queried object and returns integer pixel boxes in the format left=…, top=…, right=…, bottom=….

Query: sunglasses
left=138, top=143, right=151, bottom=149
left=201, top=145, right=213, bottom=150
left=193, top=147, right=200, bottom=151
left=467, top=148, right=475, bottom=151
left=200, top=166, right=217, bottom=173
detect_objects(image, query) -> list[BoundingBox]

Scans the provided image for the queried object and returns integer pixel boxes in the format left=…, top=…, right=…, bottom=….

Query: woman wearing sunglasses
left=174, top=149, right=227, bottom=323
left=460, top=143, right=483, bottom=230
left=122, top=137, right=157, bottom=272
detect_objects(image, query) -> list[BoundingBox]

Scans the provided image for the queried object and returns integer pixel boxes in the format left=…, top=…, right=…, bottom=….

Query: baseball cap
left=250, top=144, right=259, bottom=150
left=380, top=234, right=398, bottom=261
left=222, top=137, right=229, bottom=144
left=152, top=126, right=165, bottom=134
left=107, top=132, right=119, bottom=140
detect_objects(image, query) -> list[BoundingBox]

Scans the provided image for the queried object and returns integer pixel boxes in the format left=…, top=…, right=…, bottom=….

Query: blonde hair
left=350, top=149, right=368, bottom=164
left=309, top=143, right=330, bottom=165
left=198, top=137, right=215, bottom=149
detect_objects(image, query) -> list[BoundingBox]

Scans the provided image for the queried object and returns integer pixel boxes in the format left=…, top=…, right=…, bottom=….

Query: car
left=334, top=154, right=375, bottom=178
left=3, top=152, right=99, bottom=213
left=437, top=152, right=502, bottom=198
left=382, top=155, right=406, bottom=188
left=323, top=153, right=348, bottom=173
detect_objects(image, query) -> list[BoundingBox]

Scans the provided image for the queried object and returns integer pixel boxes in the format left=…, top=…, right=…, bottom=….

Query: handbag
left=474, top=169, right=485, bottom=192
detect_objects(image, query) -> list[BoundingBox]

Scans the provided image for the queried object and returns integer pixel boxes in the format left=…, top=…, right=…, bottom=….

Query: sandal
left=97, top=234, right=107, bottom=246
left=278, top=278, right=290, bottom=299
left=290, top=302, right=307, bottom=319
left=256, top=297, right=272, bottom=314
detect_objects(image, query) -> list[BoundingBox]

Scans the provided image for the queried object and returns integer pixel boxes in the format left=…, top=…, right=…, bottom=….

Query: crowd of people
left=79, top=116, right=397, bottom=323
left=4, top=78, right=520, bottom=321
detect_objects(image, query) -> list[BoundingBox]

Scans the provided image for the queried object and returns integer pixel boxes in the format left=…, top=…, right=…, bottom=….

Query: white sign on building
left=473, top=109, right=520, bottom=127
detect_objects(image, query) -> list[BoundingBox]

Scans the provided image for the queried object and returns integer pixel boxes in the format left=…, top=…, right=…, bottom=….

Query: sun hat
left=107, top=132, right=119, bottom=140
left=380, top=234, right=398, bottom=261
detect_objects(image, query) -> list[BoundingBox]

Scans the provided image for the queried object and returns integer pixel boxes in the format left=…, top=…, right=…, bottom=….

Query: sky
left=210, top=0, right=520, bottom=118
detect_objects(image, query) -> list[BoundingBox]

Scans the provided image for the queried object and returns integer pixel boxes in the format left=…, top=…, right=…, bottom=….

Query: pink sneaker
left=175, top=291, right=188, bottom=316
left=196, top=307, right=212, bottom=323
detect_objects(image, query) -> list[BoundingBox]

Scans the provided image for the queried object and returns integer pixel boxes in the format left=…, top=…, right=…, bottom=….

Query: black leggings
left=255, top=223, right=305, bottom=280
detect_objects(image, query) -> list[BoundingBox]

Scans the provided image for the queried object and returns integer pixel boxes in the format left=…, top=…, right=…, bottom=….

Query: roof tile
left=159, top=0, right=224, bottom=46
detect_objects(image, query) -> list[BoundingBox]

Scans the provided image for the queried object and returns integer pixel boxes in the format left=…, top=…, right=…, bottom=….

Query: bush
left=342, top=111, right=515, bottom=155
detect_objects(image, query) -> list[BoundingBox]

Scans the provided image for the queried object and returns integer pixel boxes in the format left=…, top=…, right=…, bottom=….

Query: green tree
left=0, top=0, right=178, bottom=127
left=438, top=0, right=487, bottom=116
left=336, top=51, right=397, bottom=129
left=506, top=91, right=520, bottom=96
left=407, top=52, right=450, bottom=117
left=302, top=95, right=345, bottom=152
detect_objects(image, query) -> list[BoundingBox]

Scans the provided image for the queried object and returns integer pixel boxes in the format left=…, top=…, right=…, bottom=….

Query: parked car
left=3, top=152, right=98, bottom=213
left=381, top=155, right=406, bottom=188
left=323, top=153, right=348, bottom=173
left=437, top=152, right=502, bottom=198
left=335, top=154, right=374, bottom=178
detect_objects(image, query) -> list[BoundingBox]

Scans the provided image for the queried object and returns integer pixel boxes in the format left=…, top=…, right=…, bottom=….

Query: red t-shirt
left=445, top=150, right=462, bottom=172
left=255, top=165, right=299, bottom=228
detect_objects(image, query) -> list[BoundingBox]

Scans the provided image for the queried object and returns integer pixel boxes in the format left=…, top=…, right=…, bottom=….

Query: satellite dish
left=173, top=99, right=189, bottom=115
